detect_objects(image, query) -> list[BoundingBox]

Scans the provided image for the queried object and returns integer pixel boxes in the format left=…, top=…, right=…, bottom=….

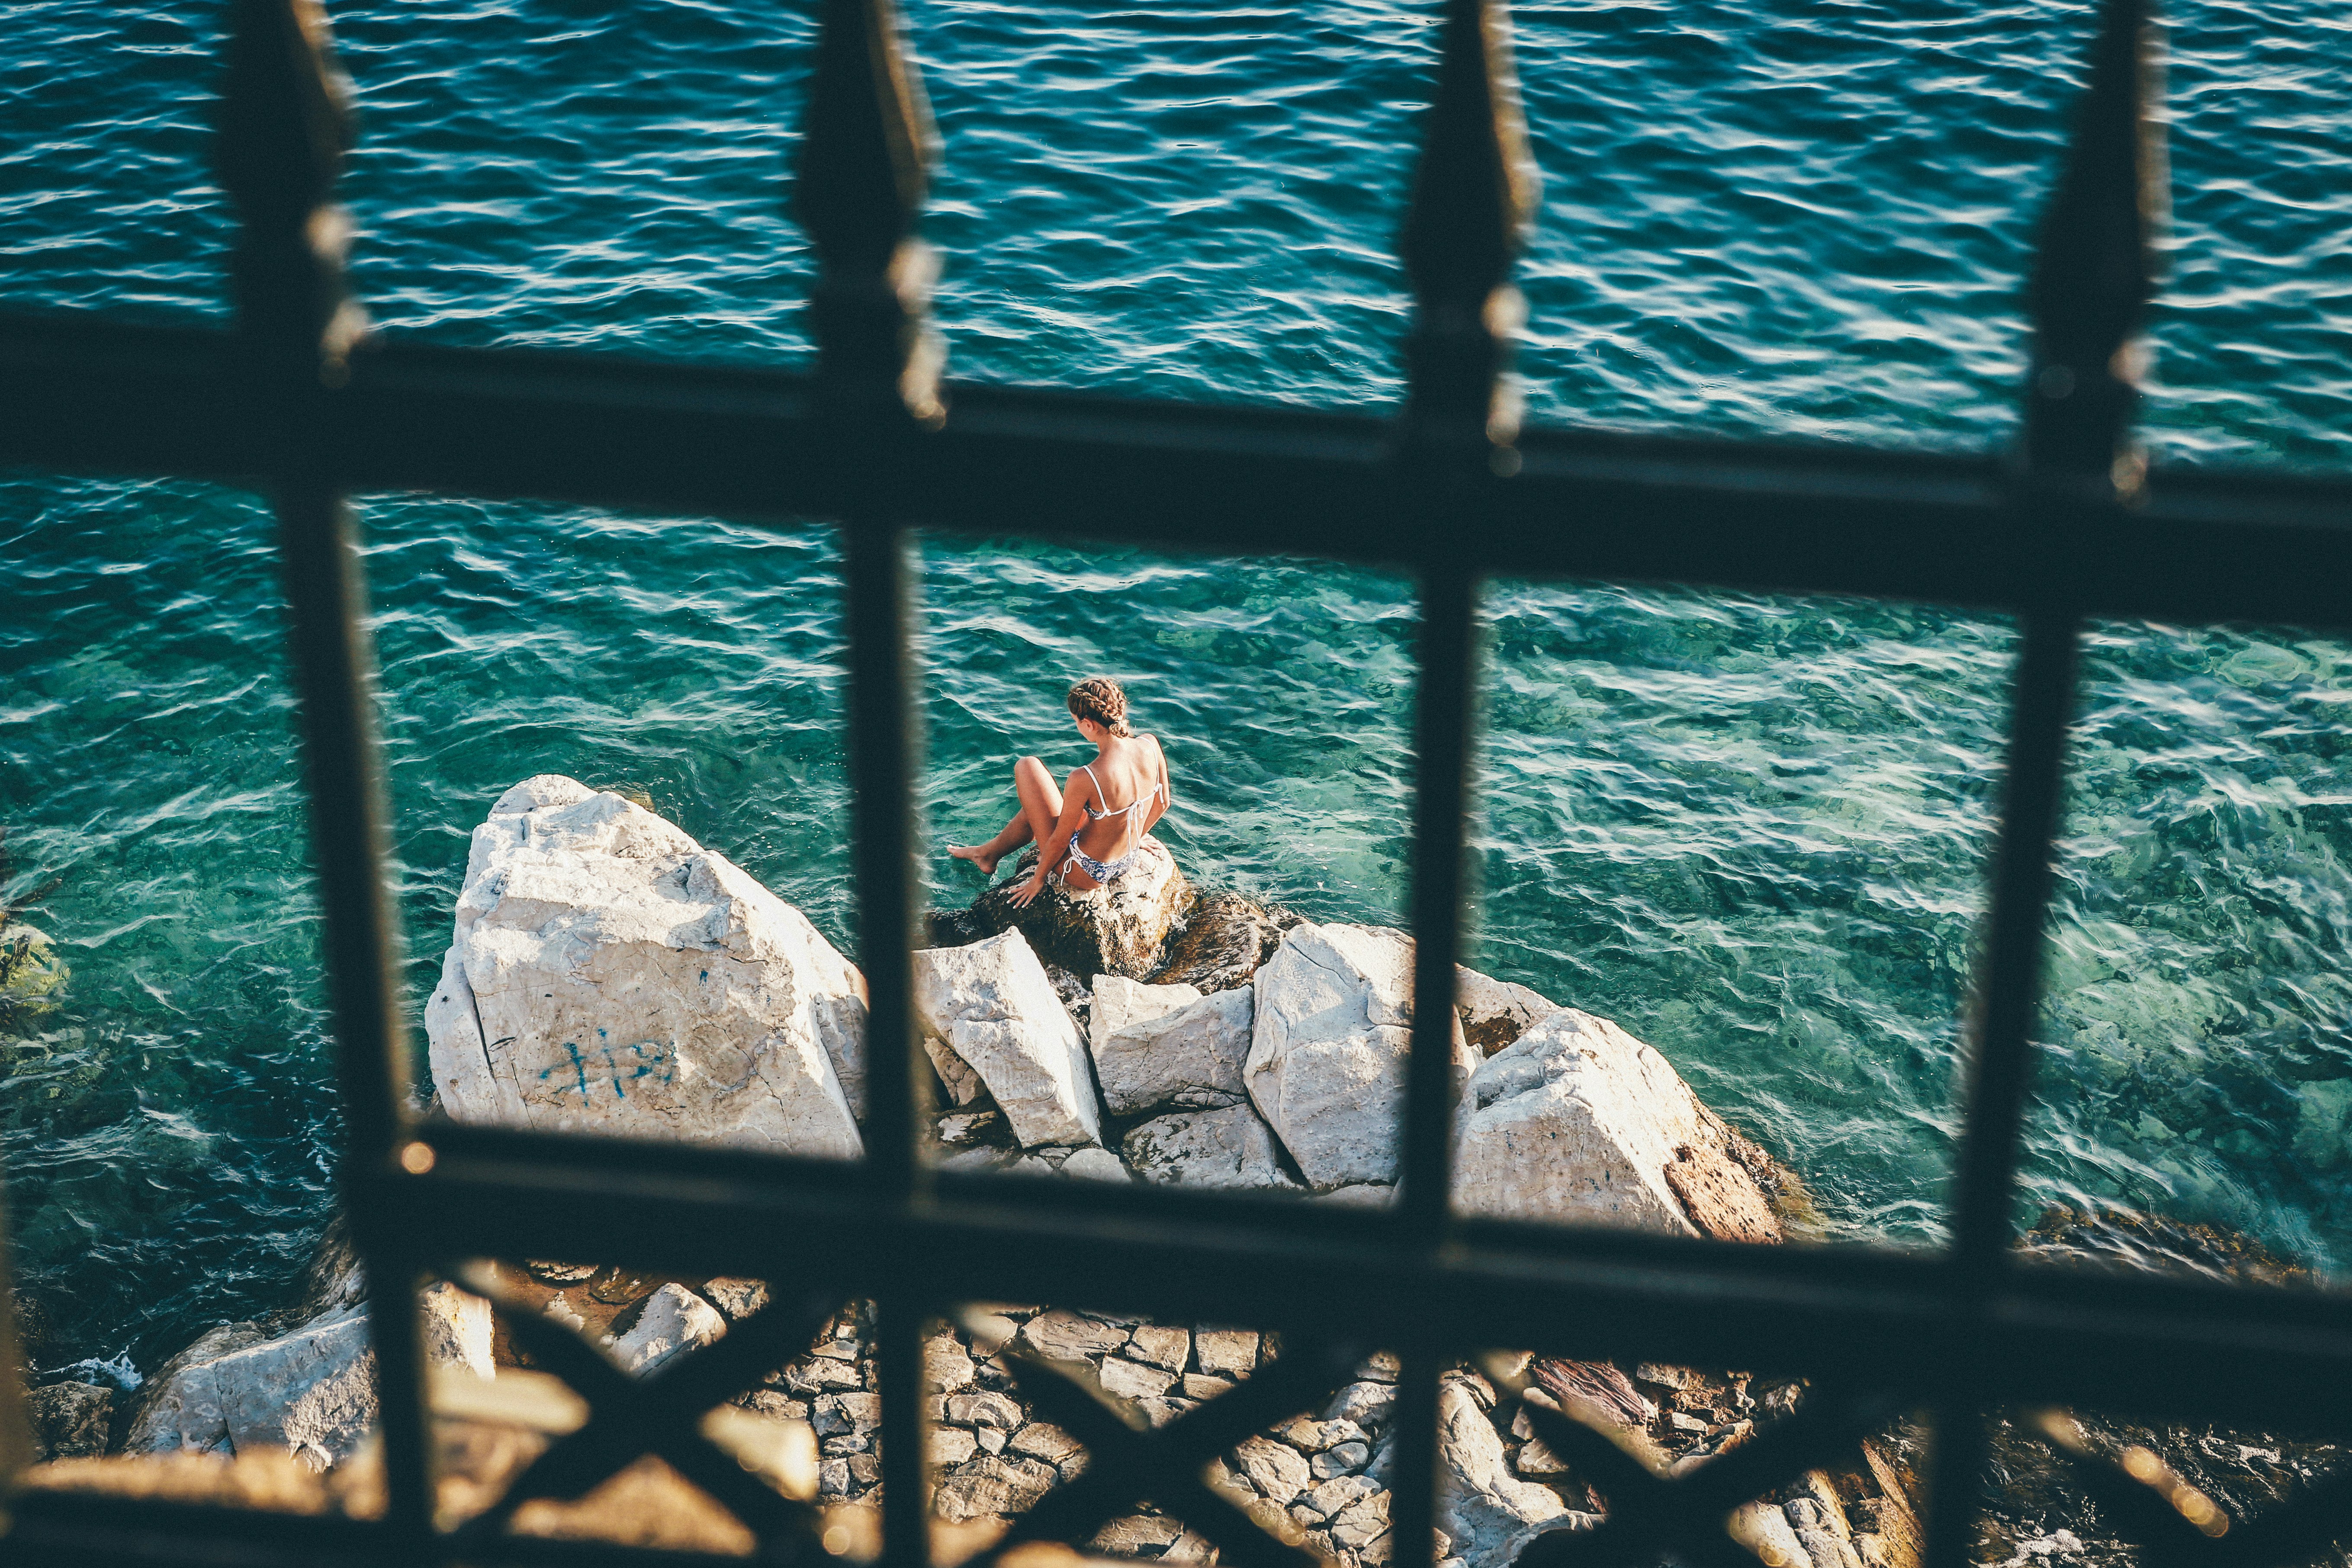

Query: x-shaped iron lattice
left=413, top=1280, right=2352, bottom=1568
left=438, top=1262, right=844, bottom=1559
left=962, top=1318, right=1369, bottom=1568
left=1508, top=1371, right=1902, bottom=1568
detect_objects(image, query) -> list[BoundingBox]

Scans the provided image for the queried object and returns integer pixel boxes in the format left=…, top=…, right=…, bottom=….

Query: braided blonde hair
left=1067, top=676, right=1133, bottom=737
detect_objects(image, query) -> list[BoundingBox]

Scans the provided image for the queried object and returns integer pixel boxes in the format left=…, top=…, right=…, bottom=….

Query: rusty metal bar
left=345, top=1132, right=2352, bottom=1430
left=795, top=0, right=945, bottom=1554
left=10, top=314, right=2352, bottom=631
left=1388, top=0, right=1541, bottom=1558
left=1925, top=2, right=2168, bottom=1565
left=0, top=1185, right=30, bottom=1499
left=213, top=0, right=434, bottom=1541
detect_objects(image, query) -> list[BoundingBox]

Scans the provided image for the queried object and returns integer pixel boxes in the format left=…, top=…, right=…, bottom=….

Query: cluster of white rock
left=420, top=778, right=1781, bottom=1243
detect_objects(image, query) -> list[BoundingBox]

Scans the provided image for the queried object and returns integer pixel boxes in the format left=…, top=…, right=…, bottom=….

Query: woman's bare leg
left=949, top=757, right=1061, bottom=874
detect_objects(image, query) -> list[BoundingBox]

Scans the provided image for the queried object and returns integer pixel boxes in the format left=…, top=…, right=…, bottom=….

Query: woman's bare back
left=1072, top=733, right=1166, bottom=863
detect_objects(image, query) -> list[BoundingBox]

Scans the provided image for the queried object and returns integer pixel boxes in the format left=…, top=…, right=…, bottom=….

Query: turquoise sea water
left=5, top=0, right=2351, bottom=1369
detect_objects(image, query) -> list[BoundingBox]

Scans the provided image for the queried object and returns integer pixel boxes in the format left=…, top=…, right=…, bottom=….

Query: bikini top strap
left=1083, top=759, right=1159, bottom=821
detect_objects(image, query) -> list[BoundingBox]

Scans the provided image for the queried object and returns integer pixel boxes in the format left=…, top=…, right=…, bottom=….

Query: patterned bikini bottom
left=1061, top=841, right=1137, bottom=883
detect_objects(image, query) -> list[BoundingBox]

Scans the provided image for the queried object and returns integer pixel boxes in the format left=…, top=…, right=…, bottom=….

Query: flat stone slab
left=1123, top=1104, right=1298, bottom=1192
left=915, top=929, right=1100, bottom=1149
left=1092, top=976, right=1252, bottom=1115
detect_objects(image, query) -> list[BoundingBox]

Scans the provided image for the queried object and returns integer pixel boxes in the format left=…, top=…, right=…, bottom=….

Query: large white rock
left=1245, top=924, right=1471, bottom=1191
left=1123, top=1105, right=1298, bottom=1191
left=1436, top=1381, right=1578, bottom=1564
left=125, top=1323, right=273, bottom=1459
left=214, top=1308, right=378, bottom=1472
left=126, top=1285, right=498, bottom=1471
left=1091, top=977, right=1253, bottom=1115
left=1453, top=1008, right=1779, bottom=1240
left=914, top=929, right=1100, bottom=1148
left=129, top=1310, right=364, bottom=1471
left=424, top=775, right=866, bottom=1158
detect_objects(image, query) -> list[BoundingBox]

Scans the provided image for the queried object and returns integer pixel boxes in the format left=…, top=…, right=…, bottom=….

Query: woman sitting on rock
left=949, top=676, right=1170, bottom=906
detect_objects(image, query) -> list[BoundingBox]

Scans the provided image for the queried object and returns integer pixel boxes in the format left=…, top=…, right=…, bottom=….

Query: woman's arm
left=1013, top=770, right=1094, bottom=906
left=1139, top=738, right=1172, bottom=836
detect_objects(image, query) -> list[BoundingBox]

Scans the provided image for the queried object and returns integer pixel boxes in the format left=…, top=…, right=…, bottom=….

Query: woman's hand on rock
left=1009, top=870, right=1050, bottom=908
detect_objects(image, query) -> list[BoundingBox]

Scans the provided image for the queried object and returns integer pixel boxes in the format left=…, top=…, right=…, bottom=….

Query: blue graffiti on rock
left=535, top=1036, right=675, bottom=1105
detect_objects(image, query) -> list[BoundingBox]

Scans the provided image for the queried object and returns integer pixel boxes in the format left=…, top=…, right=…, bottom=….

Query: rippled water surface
left=5, top=0, right=2351, bottom=1366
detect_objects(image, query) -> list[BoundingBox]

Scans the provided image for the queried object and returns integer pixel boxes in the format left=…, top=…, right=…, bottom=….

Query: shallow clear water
left=5, top=0, right=2351, bottom=1368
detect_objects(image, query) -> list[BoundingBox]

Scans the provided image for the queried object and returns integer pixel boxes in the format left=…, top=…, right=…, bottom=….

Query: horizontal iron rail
left=0, top=1488, right=795, bottom=1568
left=337, top=1123, right=2352, bottom=1434
left=6, top=311, right=2352, bottom=629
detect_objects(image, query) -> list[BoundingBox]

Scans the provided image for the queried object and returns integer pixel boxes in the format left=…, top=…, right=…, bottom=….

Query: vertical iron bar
left=273, top=488, right=437, bottom=1547
left=0, top=1185, right=30, bottom=1496
left=1387, top=1349, right=1447, bottom=1568
left=1930, top=3, right=2163, bottom=1566
left=843, top=522, right=925, bottom=1200
left=215, top=0, right=434, bottom=1541
left=1919, top=1407, right=1991, bottom=1568
left=1947, top=0, right=2167, bottom=1315
left=1399, top=566, right=1476, bottom=1242
left=1922, top=609, right=2078, bottom=1568
left=1392, top=0, right=1541, bottom=1234
left=1944, top=609, right=2083, bottom=1277
left=798, top=0, right=946, bottom=431
left=874, top=1297, right=929, bottom=1566
left=845, top=519, right=934, bottom=1562
left=1390, top=1, right=1539, bottom=1565
left=796, top=0, right=944, bottom=1559
left=799, top=0, right=944, bottom=1203
left=1396, top=0, right=1540, bottom=459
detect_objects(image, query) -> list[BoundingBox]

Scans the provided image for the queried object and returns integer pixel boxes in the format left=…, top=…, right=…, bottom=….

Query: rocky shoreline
left=13, top=778, right=2344, bottom=1568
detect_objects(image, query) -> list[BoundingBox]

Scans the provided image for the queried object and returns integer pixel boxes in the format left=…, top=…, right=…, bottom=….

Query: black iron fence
left=3, top=0, right=2352, bottom=1566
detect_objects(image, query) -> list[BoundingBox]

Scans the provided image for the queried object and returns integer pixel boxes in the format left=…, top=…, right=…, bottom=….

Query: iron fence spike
left=215, top=0, right=367, bottom=383
left=2022, top=0, right=2168, bottom=495
left=797, top=0, right=947, bottom=427
left=1398, top=0, right=1541, bottom=454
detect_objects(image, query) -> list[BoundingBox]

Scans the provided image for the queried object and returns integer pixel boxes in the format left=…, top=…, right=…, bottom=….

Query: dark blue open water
left=4, top=0, right=2351, bottom=1368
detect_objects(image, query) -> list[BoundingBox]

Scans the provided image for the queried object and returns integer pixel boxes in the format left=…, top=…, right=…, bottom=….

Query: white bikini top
left=1078, top=762, right=1163, bottom=824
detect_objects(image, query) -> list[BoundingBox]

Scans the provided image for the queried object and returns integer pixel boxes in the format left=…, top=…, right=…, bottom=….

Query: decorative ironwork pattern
left=436, top=1264, right=843, bottom=1555
left=2, top=1, right=2351, bottom=1568
left=969, top=1325, right=1365, bottom=1568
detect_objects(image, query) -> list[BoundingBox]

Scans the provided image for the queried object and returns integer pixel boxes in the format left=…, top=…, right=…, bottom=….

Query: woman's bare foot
left=948, top=843, right=1002, bottom=875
